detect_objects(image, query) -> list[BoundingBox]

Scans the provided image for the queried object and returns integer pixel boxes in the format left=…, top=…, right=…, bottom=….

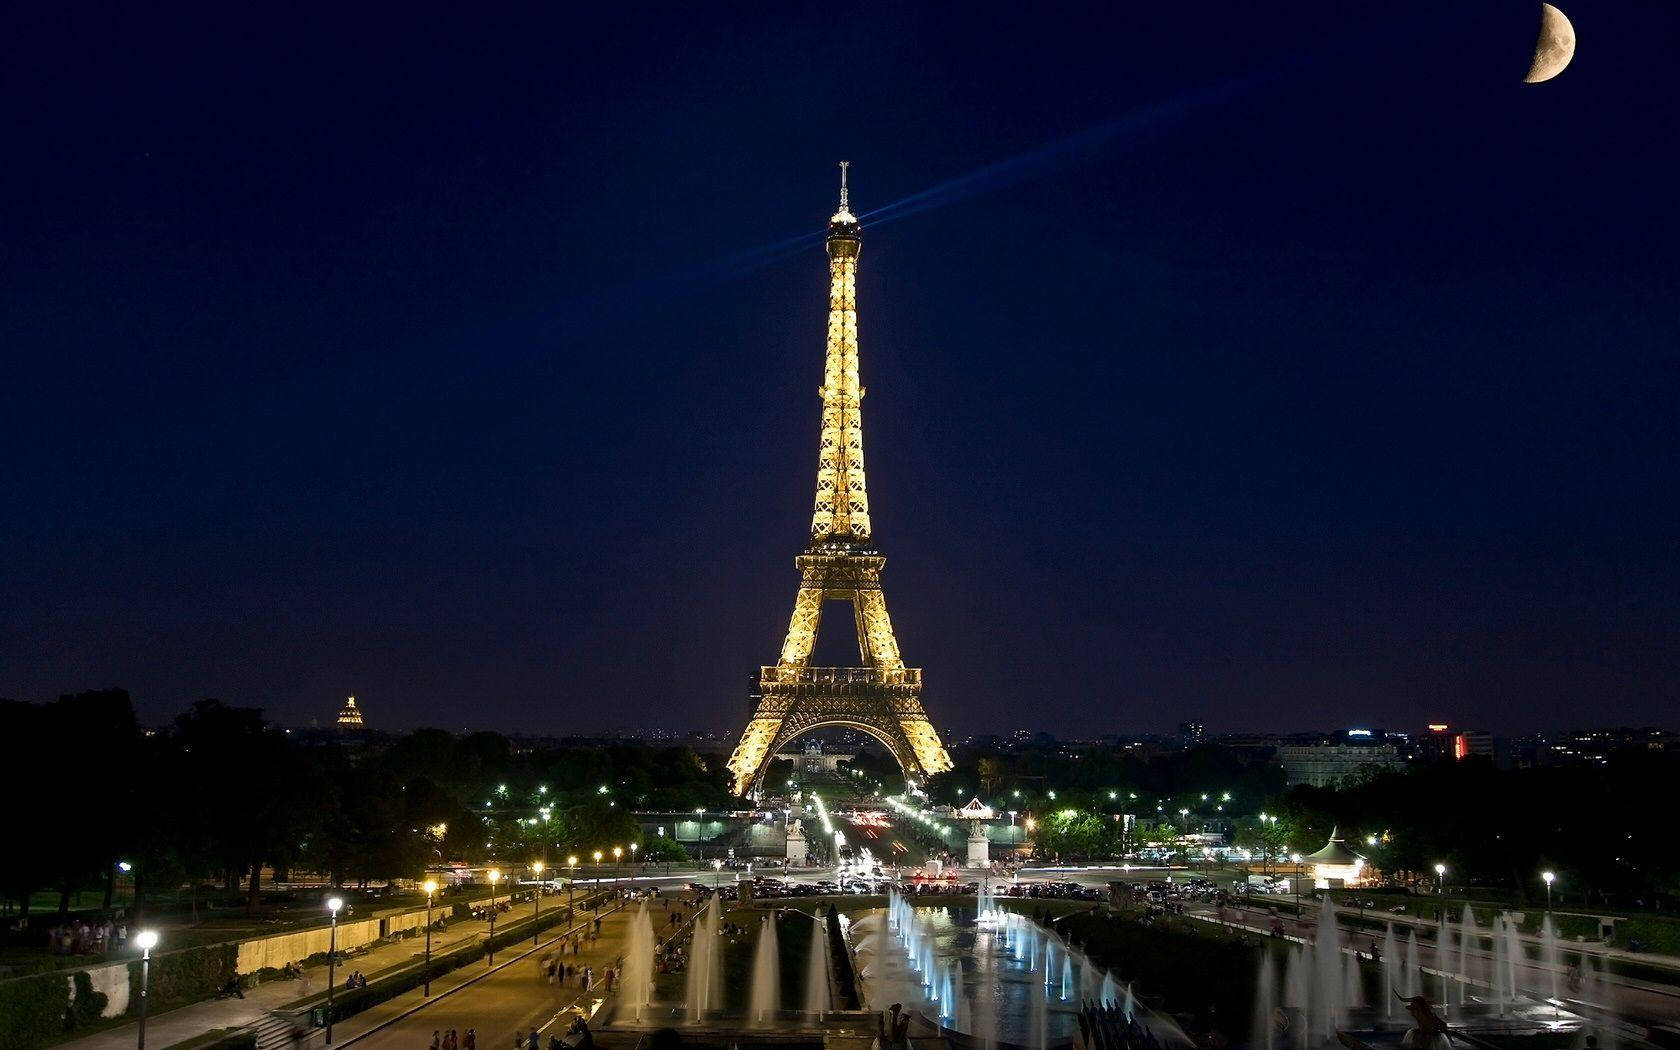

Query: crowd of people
left=45, top=916, right=127, bottom=955
left=1076, top=1003, right=1168, bottom=1050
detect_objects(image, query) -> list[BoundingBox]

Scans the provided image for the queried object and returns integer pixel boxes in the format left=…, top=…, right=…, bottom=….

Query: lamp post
left=486, top=869, right=502, bottom=966
left=1291, top=854, right=1303, bottom=921
left=1433, top=862, right=1447, bottom=924
left=422, top=880, right=437, bottom=996
left=613, top=845, right=624, bottom=880
left=325, top=896, right=343, bottom=1045
left=531, top=862, right=545, bottom=945
left=713, top=858, right=723, bottom=892
left=134, top=929, right=158, bottom=1050
left=629, top=842, right=638, bottom=875
left=567, top=855, right=579, bottom=915
left=1542, top=870, right=1555, bottom=911
left=592, top=851, right=604, bottom=896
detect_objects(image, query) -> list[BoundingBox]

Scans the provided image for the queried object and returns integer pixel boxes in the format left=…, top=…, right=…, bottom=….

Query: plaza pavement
left=59, top=897, right=550, bottom=1050
left=339, top=888, right=704, bottom=1049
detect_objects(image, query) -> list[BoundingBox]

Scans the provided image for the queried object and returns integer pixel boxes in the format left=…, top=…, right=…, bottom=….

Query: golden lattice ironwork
left=727, top=165, right=952, bottom=798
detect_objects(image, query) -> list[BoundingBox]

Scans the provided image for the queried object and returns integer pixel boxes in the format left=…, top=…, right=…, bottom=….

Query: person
left=465, top=1029, right=477, bottom=1050
left=582, top=965, right=593, bottom=989
left=528, top=1029, right=541, bottom=1050
left=430, top=1031, right=441, bottom=1050
left=568, top=1015, right=594, bottom=1050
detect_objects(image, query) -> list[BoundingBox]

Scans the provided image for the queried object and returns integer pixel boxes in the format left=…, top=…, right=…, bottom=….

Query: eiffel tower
left=727, top=164, right=953, bottom=798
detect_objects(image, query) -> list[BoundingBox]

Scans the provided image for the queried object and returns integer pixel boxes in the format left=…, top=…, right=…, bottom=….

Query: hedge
left=1059, top=911, right=1274, bottom=1027
left=0, top=970, right=71, bottom=1049
left=1615, top=916, right=1680, bottom=956
left=0, top=940, right=237, bottom=1050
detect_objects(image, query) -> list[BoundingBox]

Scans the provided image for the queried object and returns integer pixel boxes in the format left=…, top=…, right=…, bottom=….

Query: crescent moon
left=1525, top=3, right=1576, bottom=84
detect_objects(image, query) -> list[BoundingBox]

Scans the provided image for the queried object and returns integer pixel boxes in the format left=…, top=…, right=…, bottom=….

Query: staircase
left=251, top=1011, right=302, bottom=1049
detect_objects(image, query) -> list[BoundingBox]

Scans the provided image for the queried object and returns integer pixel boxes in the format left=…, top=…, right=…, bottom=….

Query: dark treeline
left=928, top=739, right=1679, bottom=909
left=3, top=689, right=736, bottom=920
left=1276, top=755, right=1680, bottom=910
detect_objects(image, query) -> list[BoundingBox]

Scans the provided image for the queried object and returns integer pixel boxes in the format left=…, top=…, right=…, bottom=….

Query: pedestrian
left=465, top=1029, right=477, bottom=1050
left=430, top=1031, right=441, bottom=1050
left=528, top=1028, right=540, bottom=1050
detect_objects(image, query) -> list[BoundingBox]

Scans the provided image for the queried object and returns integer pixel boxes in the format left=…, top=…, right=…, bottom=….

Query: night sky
left=4, top=3, right=1676, bottom=737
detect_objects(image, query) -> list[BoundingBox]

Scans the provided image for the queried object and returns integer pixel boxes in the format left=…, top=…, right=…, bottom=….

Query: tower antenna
left=839, top=160, right=850, bottom=212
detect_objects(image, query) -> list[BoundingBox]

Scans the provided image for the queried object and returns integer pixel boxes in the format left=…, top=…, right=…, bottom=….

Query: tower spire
left=832, top=160, right=855, bottom=224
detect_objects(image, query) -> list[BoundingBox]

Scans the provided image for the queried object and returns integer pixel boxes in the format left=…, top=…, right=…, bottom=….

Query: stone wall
left=66, top=961, right=130, bottom=1018
left=236, top=916, right=382, bottom=974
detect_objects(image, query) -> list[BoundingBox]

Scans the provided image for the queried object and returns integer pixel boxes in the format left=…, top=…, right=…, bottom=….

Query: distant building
left=1531, top=726, right=1676, bottom=766
left=336, top=695, right=365, bottom=731
left=1413, top=724, right=1493, bottom=762
left=1177, top=721, right=1206, bottom=747
left=1276, top=742, right=1404, bottom=787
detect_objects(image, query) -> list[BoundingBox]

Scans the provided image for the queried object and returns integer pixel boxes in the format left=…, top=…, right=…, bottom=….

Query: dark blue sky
left=3, top=3, right=1675, bottom=736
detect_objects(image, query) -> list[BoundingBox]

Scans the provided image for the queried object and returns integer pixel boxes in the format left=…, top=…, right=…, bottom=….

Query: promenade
left=59, top=897, right=549, bottom=1050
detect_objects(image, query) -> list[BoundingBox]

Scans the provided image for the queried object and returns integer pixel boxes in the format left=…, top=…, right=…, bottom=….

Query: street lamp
left=567, top=855, right=579, bottom=914
left=613, top=845, right=624, bottom=878
left=629, top=842, right=638, bottom=872
left=325, top=897, right=343, bottom=1045
left=592, top=850, right=604, bottom=895
left=134, top=929, right=158, bottom=1050
left=1542, top=870, right=1556, bottom=910
left=1434, top=862, right=1447, bottom=894
left=531, top=862, right=545, bottom=945
left=422, top=880, right=438, bottom=996
left=713, top=857, right=723, bottom=891
left=486, top=869, right=502, bottom=966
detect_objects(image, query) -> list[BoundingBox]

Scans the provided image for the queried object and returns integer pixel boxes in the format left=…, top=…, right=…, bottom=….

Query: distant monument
left=958, top=797, right=993, bottom=868
left=785, top=818, right=809, bottom=863
left=336, top=694, right=365, bottom=731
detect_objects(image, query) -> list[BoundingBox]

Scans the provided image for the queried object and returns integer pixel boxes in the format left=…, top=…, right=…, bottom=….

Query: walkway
left=59, top=897, right=550, bottom=1050
left=340, top=889, right=702, bottom=1048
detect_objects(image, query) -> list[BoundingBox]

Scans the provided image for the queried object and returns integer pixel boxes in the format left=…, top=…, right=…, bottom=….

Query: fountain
left=1382, top=923, right=1399, bottom=1019
left=804, top=913, right=830, bottom=1016
left=620, top=901, right=655, bottom=1020
left=684, top=895, right=721, bottom=1022
left=1404, top=928, right=1420, bottom=997
left=1437, top=913, right=1454, bottom=1014
left=749, top=912, right=781, bottom=1025
left=1540, top=916, right=1560, bottom=1009
left=1503, top=913, right=1524, bottom=1003
left=1252, top=949, right=1278, bottom=1050
left=1099, top=970, right=1120, bottom=1008
left=1459, top=904, right=1479, bottom=1009
left=1312, top=896, right=1347, bottom=1037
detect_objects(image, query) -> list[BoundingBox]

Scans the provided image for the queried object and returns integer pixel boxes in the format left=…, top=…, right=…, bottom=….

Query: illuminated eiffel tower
left=727, top=165, right=953, bottom=798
